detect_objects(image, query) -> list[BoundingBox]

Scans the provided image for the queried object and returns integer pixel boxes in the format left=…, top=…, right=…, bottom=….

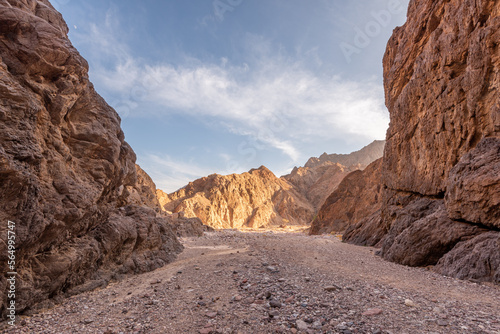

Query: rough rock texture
left=445, top=137, right=500, bottom=228
left=309, top=159, right=383, bottom=236
left=435, top=232, right=500, bottom=282
left=164, top=166, right=315, bottom=229
left=156, top=188, right=171, bottom=212
left=378, top=0, right=500, bottom=283
left=0, top=0, right=182, bottom=316
left=382, top=0, right=500, bottom=196
left=166, top=214, right=215, bottom=238
left=284, top=140, right=385, bottom=210
left=126, top=164, right=162, bottom=212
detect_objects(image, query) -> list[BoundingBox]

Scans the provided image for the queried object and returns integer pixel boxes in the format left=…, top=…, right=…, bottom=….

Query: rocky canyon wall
left=312, top=0, right=499, bottom=283
left=0, top=0, right=182, bottom=316
left=380, top=0, right=499, bottom=282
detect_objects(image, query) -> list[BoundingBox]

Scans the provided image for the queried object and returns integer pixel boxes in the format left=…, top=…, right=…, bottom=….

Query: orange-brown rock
left=284, top=140, right=384, bottom=210
left=309, top=158, right=383, bottom=238
left=163, top=166, right=315, bottom=229
left=126, top=164, right=162, bottom=212
left=377, top=0, right=500, bottom=283
left=0, top=0, right=182, bottom=316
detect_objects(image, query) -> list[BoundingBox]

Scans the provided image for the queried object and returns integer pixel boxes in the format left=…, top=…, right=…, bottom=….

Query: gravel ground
left=2, top=230, right=499, bottom=334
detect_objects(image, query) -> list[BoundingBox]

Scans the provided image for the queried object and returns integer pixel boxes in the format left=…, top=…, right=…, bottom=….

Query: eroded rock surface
left=163, top=166, right=315, bottom=229
left=309, top=159, right=383, bottom=236
left=284, top=140, right=385, bottom=210
left=0, top=0, right=182, bottom=316
left=377, top=0, right=500, bottom=282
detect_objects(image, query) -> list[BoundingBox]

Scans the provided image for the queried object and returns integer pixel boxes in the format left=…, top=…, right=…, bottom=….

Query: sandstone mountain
left=314, top=0, right=499, bottom=283
left=163, top=166, right=315, bottom=229
left=304, top=140, right=385, bottom=169
left=161, top=141, right=384, bottom=229
left=283, top=141, right=385, bottom=210
left=0, top=0, right=183, bottom=316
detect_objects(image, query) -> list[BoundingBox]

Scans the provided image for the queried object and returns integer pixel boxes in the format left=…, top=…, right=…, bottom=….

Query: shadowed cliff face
left=380, top=0, right=499, bottom=282
left=309, top=158, right=383, bottom=239
left=0, top=0, right=182, bottom=315
left=311, top=0, right=499, bottom=283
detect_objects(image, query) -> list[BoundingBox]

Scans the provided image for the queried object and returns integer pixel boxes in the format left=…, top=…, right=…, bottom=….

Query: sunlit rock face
left=163, top=166, right=315, bottom=229
left=162, top=141, right=384, bottom=230
left=0, top=0, right=182, bottom=316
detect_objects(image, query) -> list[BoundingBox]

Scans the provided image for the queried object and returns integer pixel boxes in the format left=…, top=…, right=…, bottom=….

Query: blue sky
left=52, top=0, right=409, bottom=192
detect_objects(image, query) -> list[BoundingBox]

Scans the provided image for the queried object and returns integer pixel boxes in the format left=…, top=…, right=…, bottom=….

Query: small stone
left=268, top=310, right=279, bottom=318
left=270, top=300, right=282, bottom=308
left=312, top=320, right=322, bottom=329
left=285, top=296, right=295, bottom=303
left=324, top=285, right=340, bottom=292
left=432, top=307, right=443, bottom=313
left=437, top=320, right=448, bottom=326
left=83, top=319, right=94, bottom=324
left=278, top=278, right=286, bottom=282
left=296, top=320, right=309, bottom=331
left=362, top=308, right=383, bottom=316
left=267, top=266, right=279, bottom=273
left=304, top=277, right=311, bottom=282
left=233, top=295, right=243, bottom=301
left=199, top=327, right=214, bottom=334
left=206, top=312, right=217, bottom=318
left=404, top=299, right=416, bottom=307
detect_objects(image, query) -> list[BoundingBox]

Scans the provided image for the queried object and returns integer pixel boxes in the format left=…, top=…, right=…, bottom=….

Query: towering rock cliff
left=163, top=166, right=315, bottom=229
left=0, top=0, right=182, bottom=316
left=382, top=0, right=499, bottom=282
left=283, top=140, right=385, bottom=210
left=312, top=0, right=499, bottom=283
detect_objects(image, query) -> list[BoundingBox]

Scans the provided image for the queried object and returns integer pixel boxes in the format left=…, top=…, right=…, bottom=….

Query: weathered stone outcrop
left=445, top=137, right=500, bottom=228
left=377, top=0, right=500, bottom=282
left=309, top=159, right=383, bottom=237
left=164, top=166, right=315, bottom=229
left=0, top=0, right=182, bottom=316
left=126, top=164, right=162, bottom=212
left=284, top=140, right=385, bottom=210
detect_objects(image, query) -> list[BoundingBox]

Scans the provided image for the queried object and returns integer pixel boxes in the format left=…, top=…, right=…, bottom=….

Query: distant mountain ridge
left=158, top=141, right=385, bottom=229
left=304, top=140, right=385, bottom=169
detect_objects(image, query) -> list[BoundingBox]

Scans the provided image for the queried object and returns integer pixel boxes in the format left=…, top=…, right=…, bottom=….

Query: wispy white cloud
left=140, top=154, right=216, bottom=193
left=92, top=54, right=388, bottom=158
left=73, top=10, right=389, bottom=191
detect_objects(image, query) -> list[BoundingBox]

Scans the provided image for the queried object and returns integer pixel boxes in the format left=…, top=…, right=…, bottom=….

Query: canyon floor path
left=4, top=230, right=500, bottom=334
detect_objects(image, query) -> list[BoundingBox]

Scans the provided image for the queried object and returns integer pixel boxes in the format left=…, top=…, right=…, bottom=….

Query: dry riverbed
left=2, top=230, right=499, bottom=334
